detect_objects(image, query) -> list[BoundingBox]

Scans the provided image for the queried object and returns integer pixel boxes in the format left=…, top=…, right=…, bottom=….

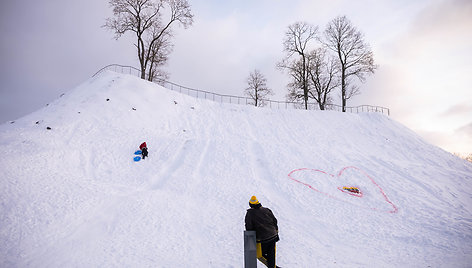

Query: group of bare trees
left=104, top=0, right=193, bottom=82
left=103, top=3, right=374, bottom=111
left=245, top=16, right=377, bottom=112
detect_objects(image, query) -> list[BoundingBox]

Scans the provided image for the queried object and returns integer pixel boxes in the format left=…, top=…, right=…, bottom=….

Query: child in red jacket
left=140, top=142, right=148, bottom=159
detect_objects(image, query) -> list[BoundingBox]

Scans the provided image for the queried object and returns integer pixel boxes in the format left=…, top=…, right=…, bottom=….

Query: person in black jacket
left=245, top=196, right=279, bottom=268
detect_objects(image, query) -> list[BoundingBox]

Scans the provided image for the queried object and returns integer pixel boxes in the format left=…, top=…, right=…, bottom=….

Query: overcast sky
left=1, top=0, right=471, bottom=155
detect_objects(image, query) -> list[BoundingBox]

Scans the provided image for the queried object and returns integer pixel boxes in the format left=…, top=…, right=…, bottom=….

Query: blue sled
left=134, top=150, right=142, bottom=155
left=133, top=156, right=141, bottom=162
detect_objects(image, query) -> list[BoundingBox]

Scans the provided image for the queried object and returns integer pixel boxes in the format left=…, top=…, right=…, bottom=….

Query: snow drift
left=1, top=71, right=471, bottom=267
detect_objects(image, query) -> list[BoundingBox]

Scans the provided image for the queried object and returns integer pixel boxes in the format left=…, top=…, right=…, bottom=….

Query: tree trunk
left=137, top=36, right=146, bottom=79
left=341, top=68, right=346, bottom=112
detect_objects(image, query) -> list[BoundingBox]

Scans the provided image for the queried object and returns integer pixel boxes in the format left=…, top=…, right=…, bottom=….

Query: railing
left=92, top=64, right=141, bottom=77
left=93, top=64, right=390, bottom=116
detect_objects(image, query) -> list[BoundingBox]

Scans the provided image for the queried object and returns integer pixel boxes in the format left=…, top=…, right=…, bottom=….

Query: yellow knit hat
left=249, top=196, right=260, bottom=205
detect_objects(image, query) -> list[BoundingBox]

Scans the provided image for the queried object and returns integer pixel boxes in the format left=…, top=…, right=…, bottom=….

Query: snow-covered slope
left=1, top=71, right=471, bottom=267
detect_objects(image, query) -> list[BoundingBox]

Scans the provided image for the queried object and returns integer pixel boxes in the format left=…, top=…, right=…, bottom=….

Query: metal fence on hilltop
left=92, top=64, right=390, bottom=116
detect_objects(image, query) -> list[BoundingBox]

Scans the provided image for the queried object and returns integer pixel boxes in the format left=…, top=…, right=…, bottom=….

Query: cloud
left=417, top=126, right=472, bottom=155
left=452, top=122, right=472, bottom=154
left=457, top=122, right=472, bottom=136
left=0, top=0, right=137, bottom=122
left=370, top=1, right=470, bottom=118
left=168, top=1, right=296, bottom=98
left=440, top=103, right=472, bottom=118
left=351, top=0, right=472, bottom=155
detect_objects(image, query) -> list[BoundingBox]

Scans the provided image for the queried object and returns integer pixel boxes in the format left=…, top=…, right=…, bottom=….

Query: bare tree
left=284, top=58, right=307, bottom=107
left=147, top=29, right=172, bottom=81
left=245, top=69, right=273, bottom=107
left=307, top=48, right=339, bottom=110
left=105, top=0, right=193, bottom=81
left=278, top=22, right=318, bottom=109
left=323, top=16, right=376, bottom=112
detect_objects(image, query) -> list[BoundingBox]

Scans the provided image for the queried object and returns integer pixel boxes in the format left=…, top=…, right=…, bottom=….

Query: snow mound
left=1, top=71, right=471, bottom=267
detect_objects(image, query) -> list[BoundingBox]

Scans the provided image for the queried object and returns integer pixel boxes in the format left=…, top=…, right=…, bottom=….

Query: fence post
left=244, top=231, right=257, bottom=268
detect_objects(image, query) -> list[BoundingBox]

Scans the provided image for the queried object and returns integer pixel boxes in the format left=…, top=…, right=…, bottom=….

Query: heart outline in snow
left=288, top=166, right=398, bottom=213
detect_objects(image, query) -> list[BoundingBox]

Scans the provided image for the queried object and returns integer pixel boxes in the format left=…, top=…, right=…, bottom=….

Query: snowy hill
left=1, top=71, right=471, bottom=267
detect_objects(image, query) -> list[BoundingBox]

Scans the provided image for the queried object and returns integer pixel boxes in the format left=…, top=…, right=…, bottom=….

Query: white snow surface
left=1, top=71, right=471, bottom=267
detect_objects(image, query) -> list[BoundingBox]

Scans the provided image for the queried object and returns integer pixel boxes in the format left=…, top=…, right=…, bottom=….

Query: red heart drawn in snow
left=288, top=166, right=398, bottom=213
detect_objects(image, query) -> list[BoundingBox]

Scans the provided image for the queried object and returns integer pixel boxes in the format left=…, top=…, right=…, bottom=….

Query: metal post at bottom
left=244, top=231, right=257, bottom=268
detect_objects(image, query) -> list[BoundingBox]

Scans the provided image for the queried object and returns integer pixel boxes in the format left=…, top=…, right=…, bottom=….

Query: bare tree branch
left=104, top=0, right=193, bottom=81
left=278, top=22, right=318, bottom=110
left=322, top=15, right=377, bottom=112
left=307, top=48, right=339, bottom=110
